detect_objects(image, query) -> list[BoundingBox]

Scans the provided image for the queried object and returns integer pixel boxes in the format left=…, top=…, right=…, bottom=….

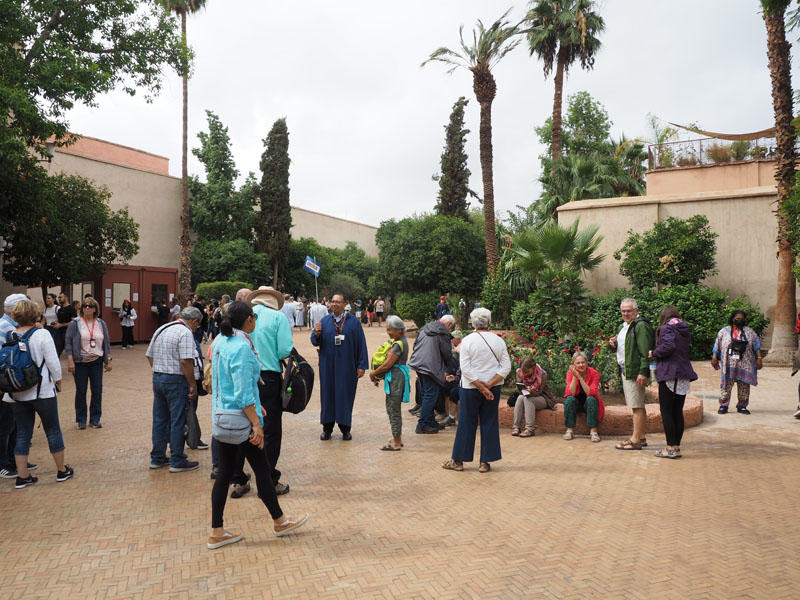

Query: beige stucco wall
left=290, top=206, right=378, bottom=257
left=557, top=186, right=785, bottom=321
left=45, top=151, right=182, bottom=270
left=647, top=160, right=777, bottom=195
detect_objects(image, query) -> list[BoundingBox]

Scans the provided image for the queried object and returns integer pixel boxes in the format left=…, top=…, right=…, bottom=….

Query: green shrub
left=510, top=270, right=590, bottom=338
left=729, top=140, right=750, bottom=161
left=480, top=271, right=513, bottom=329
left=324, top=273, right=365, bottom=304
left=395, top=291, right=439, bottom=329
left=706, top=142, right=732, bottom=163
left=195, top=281, right=254, bottom=301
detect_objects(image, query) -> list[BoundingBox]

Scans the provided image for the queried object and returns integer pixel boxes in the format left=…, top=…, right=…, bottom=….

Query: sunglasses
left=83, top=304, right=96, bottom=309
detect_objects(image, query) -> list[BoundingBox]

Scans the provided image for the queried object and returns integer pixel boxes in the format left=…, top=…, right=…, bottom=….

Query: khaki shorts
left=621, top=373, right=646, bottom=409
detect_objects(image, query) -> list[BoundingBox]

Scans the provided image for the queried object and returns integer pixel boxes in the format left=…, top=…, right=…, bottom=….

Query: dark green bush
left=510, top=270, right=590, bottom=338
left=480, top=271, right=513, bottom=329
left=395, top=292, right=439, bottom=329
left=195, top=281, right=254, bottom=301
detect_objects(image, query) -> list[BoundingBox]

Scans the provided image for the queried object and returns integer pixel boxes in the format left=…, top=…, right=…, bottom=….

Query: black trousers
left=211, top=439, right=283, bottom=528
left=658, top=381, right=686, bottom=447
left=322, top=422, right=351, bottom=434
left=259, top=371, right=284, bottom=484
left=121, top=325, right=135, bottom=347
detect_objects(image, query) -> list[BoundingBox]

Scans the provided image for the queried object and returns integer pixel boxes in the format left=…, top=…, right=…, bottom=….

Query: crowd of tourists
left=0, top=285, right=793, bottom=550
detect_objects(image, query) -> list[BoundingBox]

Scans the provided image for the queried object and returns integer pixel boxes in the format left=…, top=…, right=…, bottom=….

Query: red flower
left=531, top=350, right=536, bottom=355
left=529, top=309, right=534, bottom=314
left=515, top=357, right=520, bottom=362
left=562, top=348, right=569, bottom=353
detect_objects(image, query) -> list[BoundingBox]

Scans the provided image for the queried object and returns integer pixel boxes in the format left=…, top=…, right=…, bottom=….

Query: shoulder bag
left=211, top=342, right=252, bottom=445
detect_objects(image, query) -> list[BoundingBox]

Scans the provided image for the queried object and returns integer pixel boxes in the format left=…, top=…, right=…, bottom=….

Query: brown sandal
left=442, top=459, right=463, bottom=471
left=615, top=439, right=643, bottom=450
left=478, top=462, right=491, bottom=473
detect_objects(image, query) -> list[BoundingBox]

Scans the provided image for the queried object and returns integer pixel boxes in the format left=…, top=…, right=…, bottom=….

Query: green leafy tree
left=395, top=292, right=440, bottom=328
left=3, top=172, right=139, bottom=294
left=480, top=270, right=514, bottom=328
left=189, top=111, right=256, bottom=241
left=324, top=273, right=365, bottom=304
left=157, top=0, right=207, bottom=301
left=191, top=239, right=270, bottom=286
left=433, top=97, right=475, bottom=219
left=525, top=0, right=605, bottom=180
left=376, top=214, right=487, bottom=297
left=422, top=10, right=522, bottom=273
left=534, top=90, right=611, bottom=161
left=614, top=215, right=718, bottom=289
left=256, top=118, right=292, bottom=287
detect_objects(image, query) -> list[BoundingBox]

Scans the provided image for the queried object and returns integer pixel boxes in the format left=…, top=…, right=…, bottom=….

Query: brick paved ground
left=2, top=324, right=799, bottom=599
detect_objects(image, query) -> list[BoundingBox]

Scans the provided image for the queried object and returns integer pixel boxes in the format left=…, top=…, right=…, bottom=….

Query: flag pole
left=314, top=256, right=319, bottom=303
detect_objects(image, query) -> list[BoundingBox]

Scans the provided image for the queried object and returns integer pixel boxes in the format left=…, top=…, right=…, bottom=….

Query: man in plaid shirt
left=146, top=306, right=203, bottom=472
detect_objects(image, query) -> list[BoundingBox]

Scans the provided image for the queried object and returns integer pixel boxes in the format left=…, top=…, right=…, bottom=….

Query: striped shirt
left=145, top=321, right=195, bottom=375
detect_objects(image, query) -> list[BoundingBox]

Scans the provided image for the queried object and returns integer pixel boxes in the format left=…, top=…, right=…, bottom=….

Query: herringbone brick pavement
left=1, top=325, right=798, bottom=599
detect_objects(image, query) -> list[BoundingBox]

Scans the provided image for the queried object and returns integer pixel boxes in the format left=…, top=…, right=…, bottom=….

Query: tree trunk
left=763, top=4, right=797, bottom=365
left=478, top=99, right=498, bottom=274
left=273, top=261, right=279, bottom=289
left=550, top=49, right=567, bottom=183
left=178, top=10, right=192, bottom=303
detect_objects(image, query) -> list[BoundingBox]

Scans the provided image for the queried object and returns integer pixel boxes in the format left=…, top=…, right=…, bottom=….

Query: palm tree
left=762, top=0, right=797, bottom=364
left=159, top=0, right=206, bottom=301
left=503, top=218, right=604, bottom=296
left=526, top=0, right=604, bottom=181
left=422, top=10, right=521, bottom=274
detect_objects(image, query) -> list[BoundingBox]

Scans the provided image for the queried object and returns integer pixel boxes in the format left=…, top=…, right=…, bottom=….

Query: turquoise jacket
left=212, top=334, right=263, bottom=427
left=251, top=304, right=294, bottom=372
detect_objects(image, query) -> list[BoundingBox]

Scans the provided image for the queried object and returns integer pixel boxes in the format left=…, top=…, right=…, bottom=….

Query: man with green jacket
left=610, top=298, right=654, bottom=450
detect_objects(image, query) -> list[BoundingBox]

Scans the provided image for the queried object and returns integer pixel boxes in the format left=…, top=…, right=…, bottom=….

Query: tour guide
left=311, top=294, right=368, bottom=440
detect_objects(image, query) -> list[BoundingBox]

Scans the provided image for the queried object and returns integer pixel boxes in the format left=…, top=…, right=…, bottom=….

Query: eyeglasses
left=83, top=304, right=95, bottom=309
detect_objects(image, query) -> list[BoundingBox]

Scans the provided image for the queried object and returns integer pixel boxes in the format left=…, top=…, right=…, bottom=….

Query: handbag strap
left=212, top=343, right=221, bottom=413
left=476, top=332, right=501, bottom=366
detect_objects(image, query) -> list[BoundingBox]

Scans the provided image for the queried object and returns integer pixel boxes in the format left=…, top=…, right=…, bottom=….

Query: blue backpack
left=0, top=328, right=44, bottom=395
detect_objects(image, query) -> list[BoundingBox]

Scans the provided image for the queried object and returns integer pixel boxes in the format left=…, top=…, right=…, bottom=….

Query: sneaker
left=717, top=406, right=728, bottom=414
left=439, top=416, right=456, bottom=427
left=794, top=407, right=800, bottom=419
left=274, top=481, right=290, bottom=496
left=210, top=467, right=219, bottom=479
left=415, top=425, right=439, bottom=434
left=0, top=467, right=17, bottom=479
left=231, top=482, right=251, bottom=498
left=150, top=461, right=169, bottom=469
left=408, top=406, right=421, bottom=416
left=89, top=422, right=102, bottom=429
left=737, top=407, right=751, bottom=415
left=15, top=475, right=37, bottom=489
left=56, top=465, right=74, bottom=482
left=169, top=461, right=199, bottom=473
left=76, top=422, right=86, bottom=430
left=274, top=513, right=309, bottom=537
left=196, top=440, right=209, bottom=450
left=207, top=531, right=243, bottom=550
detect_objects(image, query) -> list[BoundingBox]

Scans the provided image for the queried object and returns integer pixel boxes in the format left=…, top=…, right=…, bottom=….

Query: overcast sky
left=66, top=0, right=800, bottom=227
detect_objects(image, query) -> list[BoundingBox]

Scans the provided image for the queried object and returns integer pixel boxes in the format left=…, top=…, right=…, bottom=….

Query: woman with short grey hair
left=370, top=316, right=410, bottom=450
left=384, top=315, right=406, bottom=333
left=443, top=308, right=511, bottom=473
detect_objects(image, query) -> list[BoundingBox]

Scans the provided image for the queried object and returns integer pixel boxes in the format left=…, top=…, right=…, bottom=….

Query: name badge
left=335, top=334, right=345, bottom=346
left=89, top=339, right=97, bottom=349
left=18, top=342, right=26, bottom=352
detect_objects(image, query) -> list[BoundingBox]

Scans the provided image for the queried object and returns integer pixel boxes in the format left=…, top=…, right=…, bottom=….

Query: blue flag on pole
left=303, top=256, right=321, bottom=278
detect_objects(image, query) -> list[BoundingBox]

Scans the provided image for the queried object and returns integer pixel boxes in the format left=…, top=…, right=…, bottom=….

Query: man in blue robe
left=311, top=294, right=368, bottom=440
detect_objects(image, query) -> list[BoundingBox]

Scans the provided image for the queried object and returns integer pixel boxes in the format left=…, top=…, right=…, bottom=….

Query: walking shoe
left=169, top=461, right=199, bottom=473
left=196, top=440, right=209, bottom=450
left=76, top=422, right=86, bottom=430
left=274, top=513, right=309, bottom=537
left=737, top=407, right=751, bottom=415
left=209, top=467, right=219, bottom=479
left=150, top=461, right=169, bottom=469
left=794, top=406, right=800, bottom=419
left=717, top=406, right=728, bottom=414
left=15, top=475, right=37, bottom=489
left=438, top=416, right=456, bottom=427
left=274, top=481, right=290, bottom=496
left=408, top=405, right=421, bottom=416
left=415, top=425, right=439, bottom=434
left=56, top=465, right=74, bottom=482
left=231, top=482, right=251, bottom=498
left=207, top=531, right=243, bottom=550
left=320, top=431, right=332, bottom=440
left=342, top=432, right=352, bottom=441
left=0, top=463, right=36, bottom=479
left=89, top=422, right=102, bottom=429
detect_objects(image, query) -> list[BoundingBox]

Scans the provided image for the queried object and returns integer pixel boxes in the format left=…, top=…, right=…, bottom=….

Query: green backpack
left=371, top=339, right=403, bottom=378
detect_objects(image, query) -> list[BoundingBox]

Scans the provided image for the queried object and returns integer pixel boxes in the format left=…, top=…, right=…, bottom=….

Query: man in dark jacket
left=408, top=315, right=456, bottom=434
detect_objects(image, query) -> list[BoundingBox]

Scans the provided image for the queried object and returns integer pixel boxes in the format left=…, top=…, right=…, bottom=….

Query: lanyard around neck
left=82, top=317, right=96, bottom=340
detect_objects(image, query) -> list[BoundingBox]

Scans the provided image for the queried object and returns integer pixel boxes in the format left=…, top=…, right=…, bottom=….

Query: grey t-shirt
left=390, top=336, right=408, bottom=365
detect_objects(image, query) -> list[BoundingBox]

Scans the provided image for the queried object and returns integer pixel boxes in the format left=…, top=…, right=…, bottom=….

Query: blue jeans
left=74, top=358, right=103, bottom=425
left=417, top=373, right=440, bottom=428
left=451, top=386, right=502, bottom=463
left=12, top=397, right=64, bottom=455
left=150, top=373, right=188, bottom=467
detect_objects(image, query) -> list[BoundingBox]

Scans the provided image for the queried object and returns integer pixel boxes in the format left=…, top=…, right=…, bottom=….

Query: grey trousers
left=512, top=394, right=549, bottom=431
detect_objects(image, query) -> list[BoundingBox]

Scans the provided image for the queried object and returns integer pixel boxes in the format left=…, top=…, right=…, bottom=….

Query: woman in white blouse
left=442, top=308, right=511, bottom=473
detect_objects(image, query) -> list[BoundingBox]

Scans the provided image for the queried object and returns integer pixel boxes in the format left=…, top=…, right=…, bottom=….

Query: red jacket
left=564, top=367, right=605, bottom=421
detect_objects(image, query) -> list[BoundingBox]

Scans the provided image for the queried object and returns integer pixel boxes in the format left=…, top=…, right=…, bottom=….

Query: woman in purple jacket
left=649, top=306, right=697, bottom=459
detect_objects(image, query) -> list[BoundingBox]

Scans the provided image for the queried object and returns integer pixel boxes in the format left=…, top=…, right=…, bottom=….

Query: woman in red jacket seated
left=563, top=352, right=601, bottom=443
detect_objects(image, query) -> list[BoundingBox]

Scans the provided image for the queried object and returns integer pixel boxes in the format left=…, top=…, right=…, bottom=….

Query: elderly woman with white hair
left=443, top=308, right=511, bottom=473
left=370, top=315, right=410, bottom=451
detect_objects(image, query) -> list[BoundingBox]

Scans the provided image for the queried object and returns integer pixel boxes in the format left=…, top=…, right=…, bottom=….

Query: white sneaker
left=793, top=406, right=800, bottom=419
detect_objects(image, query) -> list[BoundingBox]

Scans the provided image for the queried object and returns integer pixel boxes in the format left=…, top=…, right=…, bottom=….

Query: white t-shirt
left=43, top=305, right=58, bottom=326
left=459, top=331, right=512, bottom=390
left=616, top=321, right=630, bottom=367
left=6, top=327, right=62, bottom=402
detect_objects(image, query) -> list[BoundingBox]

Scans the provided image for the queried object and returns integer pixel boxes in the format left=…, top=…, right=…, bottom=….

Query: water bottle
left=649, top=357, right=657, bottom=382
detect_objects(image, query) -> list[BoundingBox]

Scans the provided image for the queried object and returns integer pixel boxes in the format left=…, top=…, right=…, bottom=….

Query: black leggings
left=658, top=381, right=686, bottom=447
left=121, top=326, right=134, bottom=347
left=211, top=439, right=283, bottom=528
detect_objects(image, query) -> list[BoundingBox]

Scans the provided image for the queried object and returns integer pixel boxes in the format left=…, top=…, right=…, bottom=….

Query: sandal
left=441, top=459, right=463, bottom=471
left=380, top=444, right=402, bottom=451
left=519, top=429, right=535, bottom=438
left=654, top=448, right=681, bottom=459
left=590, top=432, right=601, bottom=443
left=615, top=439, right=643, bottom=450
left=478, top=462, right=491, bottom=473
left=562, top=430, right=574, bottom=441
left=639, top=437, right=648, bottom=447
left=510, top=428, right=520, bottom=436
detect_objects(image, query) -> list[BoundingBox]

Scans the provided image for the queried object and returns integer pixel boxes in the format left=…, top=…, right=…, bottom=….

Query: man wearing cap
left=312, top=293, right=368, bottom=440
left=435, top=296, right=450, bottom=320
left=0, top=294, right=37, bottom=479
left=247, top=286, right=294, bottom=495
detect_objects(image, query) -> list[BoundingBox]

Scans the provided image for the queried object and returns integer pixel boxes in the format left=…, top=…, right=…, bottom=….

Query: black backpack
left=281, top=348, right=314, bottom=414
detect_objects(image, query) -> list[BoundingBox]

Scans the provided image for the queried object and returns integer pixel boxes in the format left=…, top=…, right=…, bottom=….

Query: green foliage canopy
left=434, top=97, right=473, bottom=219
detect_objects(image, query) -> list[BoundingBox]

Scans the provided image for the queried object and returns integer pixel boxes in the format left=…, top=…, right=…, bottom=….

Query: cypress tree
left=256, top=118, right=292, bottom=287
left=435, top=97, right=472, bottom=219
